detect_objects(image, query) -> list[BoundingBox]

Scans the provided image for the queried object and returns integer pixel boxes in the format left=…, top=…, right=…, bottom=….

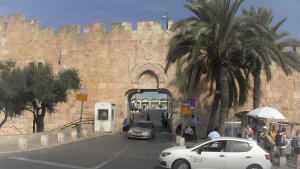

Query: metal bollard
left=278, top=147, right=286, bottom=168
left=41, top=135, right=49, bottom=146
left=82, top=129, right=88, bottom=137
left=58, top=132, right=64, bottom=142
left=18, top=137, right=27, bottom=149
left=179, top=137, right=185, bottom=146
left=71, top=130, right=77, bottom=139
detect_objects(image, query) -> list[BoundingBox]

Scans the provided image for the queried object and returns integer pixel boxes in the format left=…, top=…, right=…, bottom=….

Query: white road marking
left=82, top=147, right=156, bottom=160
left=9, top=157, right=88, bottom=169
left=92, top=145, right=129, bottom=169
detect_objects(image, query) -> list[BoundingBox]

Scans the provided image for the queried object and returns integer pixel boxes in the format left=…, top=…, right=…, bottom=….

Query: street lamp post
left=162, top=13, right=169, bottom=30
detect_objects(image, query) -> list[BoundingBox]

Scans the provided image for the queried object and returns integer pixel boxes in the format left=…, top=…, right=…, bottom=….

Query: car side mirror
left=197, top=148, right=202, bottom=154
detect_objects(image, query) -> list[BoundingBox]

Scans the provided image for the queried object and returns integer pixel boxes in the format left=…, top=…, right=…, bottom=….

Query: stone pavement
left=0, top=131, right=113, bottom=154
left=172, top=136, right=298, bottom=169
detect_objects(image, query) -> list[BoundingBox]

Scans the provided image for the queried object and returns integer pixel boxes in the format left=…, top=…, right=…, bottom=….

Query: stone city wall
left=0, top=13, right=299, bottom=138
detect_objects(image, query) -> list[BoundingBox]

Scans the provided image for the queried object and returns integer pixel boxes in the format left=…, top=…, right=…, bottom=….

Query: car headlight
left=161, top=152, right=171, bottom=157
left=142, top=132, right=149, bottom=135
left=128, top=130, right=132, bottom=133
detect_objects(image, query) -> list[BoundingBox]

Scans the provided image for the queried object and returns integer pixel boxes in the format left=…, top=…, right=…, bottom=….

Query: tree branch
left=0, top=110, right=9, bottom=129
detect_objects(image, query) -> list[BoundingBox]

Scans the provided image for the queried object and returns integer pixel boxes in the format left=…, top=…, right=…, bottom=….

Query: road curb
left=0, top=132, right=114, bottom=154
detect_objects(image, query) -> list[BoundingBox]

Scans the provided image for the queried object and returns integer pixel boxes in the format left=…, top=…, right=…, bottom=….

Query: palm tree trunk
left=218, top=65, right=230, bottom=136
left=205, top=80, right=220, bottom=137
left=253, top=68, right=261, bottom=109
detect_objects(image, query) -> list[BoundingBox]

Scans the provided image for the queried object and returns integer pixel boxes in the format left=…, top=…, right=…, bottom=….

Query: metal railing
left=50, top=118, right=94, bottom=131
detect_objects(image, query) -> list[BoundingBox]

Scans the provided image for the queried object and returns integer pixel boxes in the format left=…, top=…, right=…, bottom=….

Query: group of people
left=245, top=124, right=300, bottom=168
left=179, top=115, right=198, bottom=142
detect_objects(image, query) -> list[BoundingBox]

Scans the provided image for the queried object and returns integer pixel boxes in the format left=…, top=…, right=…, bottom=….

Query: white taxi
left=159, top=137, right=271, bottom=169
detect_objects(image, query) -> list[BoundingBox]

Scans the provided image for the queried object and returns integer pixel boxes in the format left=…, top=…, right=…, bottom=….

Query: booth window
left=98, top=109, right=108, bottom=120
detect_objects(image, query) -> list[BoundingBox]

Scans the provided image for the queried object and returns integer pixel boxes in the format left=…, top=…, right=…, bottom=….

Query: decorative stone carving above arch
left=130, top=63, right=166, bottom=84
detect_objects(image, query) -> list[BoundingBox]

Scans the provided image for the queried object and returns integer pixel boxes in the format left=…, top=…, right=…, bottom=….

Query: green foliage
left=164, top=0, right=300, bottom=135
left=0, top=60, right=27, bottom=128
left=0, top=60, right=81, bottom=131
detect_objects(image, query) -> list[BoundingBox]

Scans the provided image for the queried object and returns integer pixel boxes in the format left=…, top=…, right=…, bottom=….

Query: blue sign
left=187, top=99, right=196, bottom=108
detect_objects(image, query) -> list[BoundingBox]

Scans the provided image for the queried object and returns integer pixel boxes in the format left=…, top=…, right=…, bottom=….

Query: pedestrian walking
left=190, top=115, right=197, bottom=141
left=122, top=118, right=128, bottom=134
left=146, top=113, right=150, bottom=121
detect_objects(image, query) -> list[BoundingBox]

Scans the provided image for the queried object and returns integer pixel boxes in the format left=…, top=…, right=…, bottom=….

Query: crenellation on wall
left=84, top=23, right=106, bottom=32
left=8, top=13, right=25, bottom=23
left=58, top=25, right=80, bottom=34
left=0, top=16, right=6, bottom=23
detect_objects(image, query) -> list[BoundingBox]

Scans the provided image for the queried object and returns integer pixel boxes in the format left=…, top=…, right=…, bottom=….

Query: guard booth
left=94, top=102, right=115, bottom=132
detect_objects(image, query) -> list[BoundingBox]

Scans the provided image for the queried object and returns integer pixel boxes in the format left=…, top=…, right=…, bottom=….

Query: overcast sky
left=0, top=0, right=299, bottom=99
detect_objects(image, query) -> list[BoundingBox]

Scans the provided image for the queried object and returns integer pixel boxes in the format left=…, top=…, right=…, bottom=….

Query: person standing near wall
left=245, top=124, right=254, bottom=139
left=269, top=125, right=277, bottom=142
left=190, top=115, right=197, bottom=141
left=292, top=130, right=300, bottom=169
left=146, top=113, right=150, bottom=121
left=122, top=118, right=128, bottom=134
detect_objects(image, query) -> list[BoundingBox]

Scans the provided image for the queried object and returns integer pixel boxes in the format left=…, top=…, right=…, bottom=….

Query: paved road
left=0, top=109, right=172, bottom=169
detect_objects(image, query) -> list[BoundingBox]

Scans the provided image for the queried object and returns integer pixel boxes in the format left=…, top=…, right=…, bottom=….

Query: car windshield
left=187, top=139, right=211, bottom=149
left=134, top=122, right=150, bottom=128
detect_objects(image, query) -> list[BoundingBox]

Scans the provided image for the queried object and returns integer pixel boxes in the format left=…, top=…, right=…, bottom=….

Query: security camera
left=162, top=16, right=166, bottom=19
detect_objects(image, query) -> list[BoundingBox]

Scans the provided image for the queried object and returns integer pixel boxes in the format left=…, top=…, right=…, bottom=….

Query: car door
left=193, top=141, right=226, bottom=169
left=223, top=141, right=254, bottom=169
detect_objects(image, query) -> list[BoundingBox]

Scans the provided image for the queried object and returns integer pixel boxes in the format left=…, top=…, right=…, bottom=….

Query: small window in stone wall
left=98, top=109, right=108, bottom=120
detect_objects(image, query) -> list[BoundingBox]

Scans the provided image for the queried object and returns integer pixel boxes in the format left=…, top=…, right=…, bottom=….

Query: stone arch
left=130, top=63, right=166, bottom=83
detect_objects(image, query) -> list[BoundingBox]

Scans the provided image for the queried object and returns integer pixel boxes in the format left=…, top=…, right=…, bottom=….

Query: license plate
left=135, top=134, right=142, bottom=136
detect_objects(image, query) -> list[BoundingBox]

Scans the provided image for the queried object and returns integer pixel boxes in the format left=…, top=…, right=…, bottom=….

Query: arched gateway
left=0, top=14, right=299, bottom=137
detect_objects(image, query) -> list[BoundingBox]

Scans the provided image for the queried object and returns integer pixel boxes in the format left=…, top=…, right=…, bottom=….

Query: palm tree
left=242, top=6, right=300, bottom=109
left=165, top=0, right=282, bottom=135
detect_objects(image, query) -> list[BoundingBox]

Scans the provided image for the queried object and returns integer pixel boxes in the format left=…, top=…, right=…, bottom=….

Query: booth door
left=98, top=109, right=110, bottom=132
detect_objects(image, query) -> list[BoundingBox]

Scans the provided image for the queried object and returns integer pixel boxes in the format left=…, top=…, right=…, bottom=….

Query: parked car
left=158, top=137, right=271, bottom=169
left=127, top=121, right=155, bottom=140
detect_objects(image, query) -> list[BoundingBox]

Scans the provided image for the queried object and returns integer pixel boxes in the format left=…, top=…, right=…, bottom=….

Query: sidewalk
left=172, top=135, right=297, bottom=169
left=0, top=131, right=113, bottom=154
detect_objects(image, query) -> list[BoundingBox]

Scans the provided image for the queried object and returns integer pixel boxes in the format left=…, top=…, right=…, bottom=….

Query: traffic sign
left=76, top=94, right=88, bottom=101
left=80, top=87, right=88, bottom=95
left=187, top=99, right=196, bottom=108
left=181, top=107, right=191, bottom=114
left=181, top=101, right=188, bottom=108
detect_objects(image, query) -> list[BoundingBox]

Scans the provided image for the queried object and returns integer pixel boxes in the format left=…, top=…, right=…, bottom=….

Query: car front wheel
left=172, top=160, right=190, bottom=169
left=246, top=164, right=262, bottom=169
